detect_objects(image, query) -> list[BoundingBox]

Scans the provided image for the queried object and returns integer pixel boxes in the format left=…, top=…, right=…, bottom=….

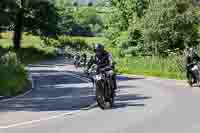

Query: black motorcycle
left=187, top=63, right=200, bottom=87
left=74, top=60, right=80, bottom=69
left=87, top=66, right=115, bottom=109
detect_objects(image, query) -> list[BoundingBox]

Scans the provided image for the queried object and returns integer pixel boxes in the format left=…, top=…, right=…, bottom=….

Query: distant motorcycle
left=74, top=60, right=80, bottom=69
left=87, top=66, right=115, bottom=109
left=187, top=62, right=200, bottom=87
left=73, top=55, right=81, bottom=69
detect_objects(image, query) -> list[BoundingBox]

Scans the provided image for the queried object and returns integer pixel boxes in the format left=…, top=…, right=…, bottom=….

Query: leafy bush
left=43, top=38, right=61, bottom=48
left=1, top=51, right=19, bottom=65
left=0, top=52, right=29, bottom=96
left=58, top=36, right=92, bottom=51
left=73, top=7, right=103, bottom=35
left=18, top=45, right=57, bottom=64
left=107, top=0, right=200, bottom=56
left=0, top=45, right=9, bottom=57
left=123, top=47, right=138, bottom=56
left=105, top=28, right=120, bottom=43
left=58, top=36, right=72, bottom=46
left=129, top=0, right=200, bottom=55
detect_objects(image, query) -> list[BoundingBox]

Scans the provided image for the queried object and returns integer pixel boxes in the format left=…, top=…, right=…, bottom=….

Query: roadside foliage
left=1, top=0, right=200, bottom=96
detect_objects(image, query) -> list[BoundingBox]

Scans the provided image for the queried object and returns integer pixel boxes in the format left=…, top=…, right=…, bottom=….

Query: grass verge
left=117, top=56, right=186, bottom=80
left=0, top=32, right=57, bottom=64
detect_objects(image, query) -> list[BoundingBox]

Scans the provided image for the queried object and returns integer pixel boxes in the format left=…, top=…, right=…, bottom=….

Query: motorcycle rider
left=74, top=54, right=81, bottom=68
left=185, top=46, right=200, bottom=83
left=82, top=53, right=87, bottom=67
left=88, top=56, right=94, bottom=67
left=87, top=43, right=117, bottom=91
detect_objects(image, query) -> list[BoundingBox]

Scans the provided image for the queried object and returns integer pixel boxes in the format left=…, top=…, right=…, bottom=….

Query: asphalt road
left=1, top=58, right=200, bottom=133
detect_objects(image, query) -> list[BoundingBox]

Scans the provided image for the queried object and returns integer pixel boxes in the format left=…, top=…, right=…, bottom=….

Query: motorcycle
left=74, top=60, right=81, bottom=69
left=87, top=66, right=115, bottom=109
left=187, top=62, right=200, bottom=87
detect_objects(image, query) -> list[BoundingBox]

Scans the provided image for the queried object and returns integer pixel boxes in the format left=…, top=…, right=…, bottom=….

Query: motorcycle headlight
left=192, top=65, right=199, bottom=71
left=95, top=74, right=103, bottom=80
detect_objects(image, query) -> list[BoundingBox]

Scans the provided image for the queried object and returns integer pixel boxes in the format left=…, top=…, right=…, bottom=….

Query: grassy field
left=0, top=32, right=107, bottom=49
left=0, top=32, right=57, bottom=64
left=117, top=56, right=186, bottom=80
left=0, top=32, right=43, bottom=49
left=70, top=36, right=108, bottom=45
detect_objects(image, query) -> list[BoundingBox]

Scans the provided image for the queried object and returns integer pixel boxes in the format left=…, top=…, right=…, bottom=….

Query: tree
left=107, top=0, right=200, bottom=56
left=109, top=0, right=148, bottom=30
left=73, top=2, right=78, bottom=7
left=140, top=0, right=200, bottom=55
left=0, top=0, right=60, bottom=50
left=73, top=7, right=103, bottom=36
left=13, top=0, right=25, bottom=50
left=57, top=9, right=75, bottom=35
left=53, top=0, right=72, bottom=7
left=24, top=1, right=60, bottom=37
left=88, top=2, right=93, bottom=6
left=96, top=0, right=111, bottom=7
left=0, top=0, right=17, bottom=38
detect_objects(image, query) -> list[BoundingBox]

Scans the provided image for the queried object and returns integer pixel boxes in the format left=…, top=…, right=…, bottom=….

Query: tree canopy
left=0, top=0, right=61, bottom=49
left=107, top=0, right=200, bottom=56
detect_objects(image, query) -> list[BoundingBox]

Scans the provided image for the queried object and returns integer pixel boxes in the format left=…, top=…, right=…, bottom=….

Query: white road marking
left=0, top=89, right=33, bottom=103
left=40, top=83, right=91, bottom=88
left=0, top=66, right=96, bottom=129
left=0, top=102, right=97, bottom=129
left=15, top=95, right=95, bottom=101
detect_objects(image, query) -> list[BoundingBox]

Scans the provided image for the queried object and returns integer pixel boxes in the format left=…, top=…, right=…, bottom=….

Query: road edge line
left=0, top=72, right=96, bottom=129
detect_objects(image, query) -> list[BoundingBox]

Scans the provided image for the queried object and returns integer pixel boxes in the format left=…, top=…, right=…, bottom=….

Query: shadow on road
left=116, top=75, right=145, bottom=81
left=116, top=94, right=151, bottom=101
left=113, top=94, right=151, bottom=109
left=0, top=61, right=150, bottom=113
left=118, top=85, right=139, bottom=89
left=83, top=94, right=150, bottom=110
left=0, top=68, right=95, bottom=112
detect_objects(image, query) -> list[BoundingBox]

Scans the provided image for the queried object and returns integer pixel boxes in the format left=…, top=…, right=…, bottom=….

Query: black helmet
left=95, top=43, right=104, bottom=52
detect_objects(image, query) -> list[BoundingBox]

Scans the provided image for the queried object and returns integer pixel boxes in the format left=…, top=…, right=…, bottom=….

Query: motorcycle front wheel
left=96, top=81, right=107, bottom=109
left=194, top=70, right=200, bottom=87
left=188, top=73, right=193, bottom=87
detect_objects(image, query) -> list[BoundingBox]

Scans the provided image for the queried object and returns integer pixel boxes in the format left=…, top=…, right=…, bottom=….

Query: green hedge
left=58, top=36, right=93, bottom=52
left=0, top=52, right=30, bottom=96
